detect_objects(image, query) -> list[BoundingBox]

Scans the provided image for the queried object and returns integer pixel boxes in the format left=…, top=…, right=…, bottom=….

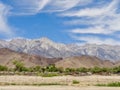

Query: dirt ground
left=0, top=86, right=120, bottom=90
left=0, top=75, right=120, bottom=86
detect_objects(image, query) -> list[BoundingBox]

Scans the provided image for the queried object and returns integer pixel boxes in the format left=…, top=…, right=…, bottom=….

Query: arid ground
left=0, top=75, right=120, bottom=86
left=0, top=75, right=120, bottom=90
left=0, top=86, right=120, bottom=90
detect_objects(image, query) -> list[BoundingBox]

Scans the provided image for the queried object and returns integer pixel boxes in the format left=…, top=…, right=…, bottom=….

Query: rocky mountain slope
left=55, top=56, right=115, bottom=68
left=0, top=37, right=120, bottom=61
left=0, top=48, right=118, bottom=68
left=0, top=48, right=62, bottom=67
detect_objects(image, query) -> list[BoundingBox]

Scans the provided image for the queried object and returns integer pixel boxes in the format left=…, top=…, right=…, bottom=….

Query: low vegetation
left=0, top=60, right=120, bottom=76
left=0, top=65, right=8, bottom=71
left=0, top=82, right=67, bottom=86
left=38, top=72, right=60, bottom=77
left=96, top=82, right=120, bottom=87
left=72, top=80, right=80, bottom=84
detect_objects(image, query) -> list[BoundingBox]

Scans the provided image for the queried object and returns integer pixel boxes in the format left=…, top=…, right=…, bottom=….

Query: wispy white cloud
left=0, top=2, right=14, bottom=37
left=1, top=0, right=120, bottom=45
left=43, top=0, right=92, bottom=12
left=70, top=26, right=110, bottom=34
left=71, top=35, right=120, bottom=45
left=63, top=0, right=120, bottom=45
left=0, top=0, right=92, bottom=38
left=60, top=0, right=118, bottom=17
left=65, top=13, right=120, bottom=35
left=9, top=0, right=92, bottom=15
left=9, top=0, right=50, bottom=15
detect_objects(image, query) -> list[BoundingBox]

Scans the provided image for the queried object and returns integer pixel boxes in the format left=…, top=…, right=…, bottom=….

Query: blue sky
left=0, top=0, right=120, bottom=45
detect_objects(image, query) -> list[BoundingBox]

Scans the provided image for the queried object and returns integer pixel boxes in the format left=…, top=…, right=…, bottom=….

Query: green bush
left=39, top=72, right=60, bottom=77
left=32, top=83, right=66, bottom=86
left=72, top=80, right=80, bottom=84
left=90, top=67, right=103, bottom=74
left=65, top=68, right=75, bottom=74
left=96, top=82, right=120, bottom=87
left=112, top=66, right=120, bottom=73
left=0, top=65, right=8, bottom=71
left=28, top=66, right=42, bottom=72
left=46, top=64, right=58, bottom=72
left=76, top=67, right=88, bottom=73
left=107, top=82, right=120, bottom=87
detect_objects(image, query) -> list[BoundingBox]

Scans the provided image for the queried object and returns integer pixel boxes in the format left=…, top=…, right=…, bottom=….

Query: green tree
left=33, top=66, right=41, bottom=72
left=112, top=66, right=120, bottom=73
left=46, top=64, right=58, bottom=72
left=90, top=67, right=102, bottom=74
left=13, top=60, right=28, bottom=72
left=76, top=67, right=88, bottom=73
left=65, top=68, right=76, bottom=74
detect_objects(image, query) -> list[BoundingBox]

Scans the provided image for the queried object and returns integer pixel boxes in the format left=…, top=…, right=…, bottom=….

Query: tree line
left=0, top=60, right=120, bottom=76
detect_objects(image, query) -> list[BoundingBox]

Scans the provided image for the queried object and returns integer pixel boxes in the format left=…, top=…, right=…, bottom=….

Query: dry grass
left=0, top=86, right=120, bottom=90
left=0, top=75, right=120, bottom=86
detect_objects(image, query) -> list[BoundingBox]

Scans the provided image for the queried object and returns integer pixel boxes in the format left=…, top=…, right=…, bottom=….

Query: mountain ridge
left=0, top=48, right=118, bottom=68
left=0, top=37, right=120, bottom=61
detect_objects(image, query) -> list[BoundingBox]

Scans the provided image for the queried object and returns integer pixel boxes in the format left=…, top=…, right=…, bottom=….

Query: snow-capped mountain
left=0, top=37, right=120, bottom=61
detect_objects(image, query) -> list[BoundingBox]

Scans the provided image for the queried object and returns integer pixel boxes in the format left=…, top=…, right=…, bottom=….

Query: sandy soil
left=0, top=86, right=120, bottom=90
left=0, top=75, right=120, bottom=86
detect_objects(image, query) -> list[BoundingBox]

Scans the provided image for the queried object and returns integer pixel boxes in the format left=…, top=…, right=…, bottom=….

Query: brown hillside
left=0, top=48, right=119, bottom=68
left=55, top=56, right=115, bottom=68
left=0, top=48, right=62, bottom=67
left=114, top=61, right=120, bottom=67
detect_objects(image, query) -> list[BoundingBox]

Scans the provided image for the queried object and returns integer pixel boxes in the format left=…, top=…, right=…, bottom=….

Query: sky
left=0, top=0, right=120, bottom=45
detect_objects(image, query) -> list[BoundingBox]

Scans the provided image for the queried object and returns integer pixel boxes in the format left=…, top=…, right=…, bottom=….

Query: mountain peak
left=39, top=37, right=52, bottom=42
left=36, top=37, right=57, bottom=46
left=10, top=38, right=28, bottom=42
left=0, top=38, right=120, bottom=61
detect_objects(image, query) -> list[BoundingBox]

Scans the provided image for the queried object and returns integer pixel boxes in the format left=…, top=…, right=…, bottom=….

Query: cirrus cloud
left=0, top=0, right=92, bottom=38
left=62, top=0, right=120, bottom=45
left=0, top=2, right=14, bottom=37
left=0, top=0, right=120, bottom=45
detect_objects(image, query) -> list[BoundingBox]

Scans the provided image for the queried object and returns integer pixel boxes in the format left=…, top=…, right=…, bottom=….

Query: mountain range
left=0, top=48, right=119, bottom=68
left=0, top=37, right=120, bottom=61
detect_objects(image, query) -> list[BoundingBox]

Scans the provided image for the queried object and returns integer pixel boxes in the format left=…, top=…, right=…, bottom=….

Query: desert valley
left=0, top=0, right=120, bottom=90
left=0, top=38, right=120, bottom=90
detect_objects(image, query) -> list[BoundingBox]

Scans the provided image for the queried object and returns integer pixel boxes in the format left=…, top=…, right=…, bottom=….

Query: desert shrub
left=76, top=67, right=88, bottom=73
left=28, top=66, right=42, bottom=72
left=0, top=65, right=8, bottom=71
left=107, top=82, right=120, bottom=87
left=90, top=67, right=103, bottom=74
left=72, top=80, right=80, bottom=84
left=96, top=83, right=106, bottom=86
left=46, top=64, right=58, bottom=72
left=40, top=72, right=59, bottom=77
left=57, top=67, right=64, bottom=73
left=33, top=66, right=41, bottom=72
left=101, top=68, right=111, bottom=72
left=112, top=66, right=120, bottom=74
left=65, top=68, right=75, bottom=73
left=32, top=83, right=65, bottom=86
left=96, top=82, right=120, bottom=87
